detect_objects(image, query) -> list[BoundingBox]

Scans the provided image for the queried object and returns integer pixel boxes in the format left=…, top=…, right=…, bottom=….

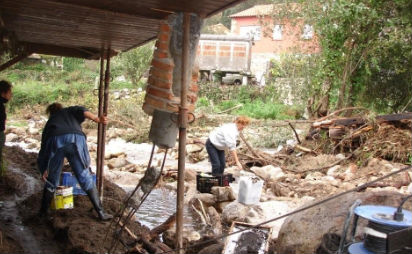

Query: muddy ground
left=1, top=111, right=411, bottom=254
left=0, top=146, right=151, bottom=254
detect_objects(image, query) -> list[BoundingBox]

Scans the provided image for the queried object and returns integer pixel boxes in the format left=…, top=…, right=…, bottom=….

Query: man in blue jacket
left=38, top=102, right=112, bottom=221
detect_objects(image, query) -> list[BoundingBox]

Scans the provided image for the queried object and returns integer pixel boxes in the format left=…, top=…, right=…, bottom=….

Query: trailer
left=197, top=34, right=254, bottom=85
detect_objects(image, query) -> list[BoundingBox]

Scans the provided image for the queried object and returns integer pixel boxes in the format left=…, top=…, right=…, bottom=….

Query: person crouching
left=206, top=116, right=250, bottom=175
left=37, top=103, right=112, bottom=221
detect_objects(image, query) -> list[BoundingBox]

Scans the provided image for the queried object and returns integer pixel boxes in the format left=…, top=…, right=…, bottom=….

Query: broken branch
left=288, top=122, right=301, bottom=144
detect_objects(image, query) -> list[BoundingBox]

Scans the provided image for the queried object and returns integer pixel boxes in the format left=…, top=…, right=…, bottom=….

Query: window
left=272, top=24, right=283, bottom=40
left=239, top=26, right=261, bottom=40
left=302, top=24, right=314, bottom=39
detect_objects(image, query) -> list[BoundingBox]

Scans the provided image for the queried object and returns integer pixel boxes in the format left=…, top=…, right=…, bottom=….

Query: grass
left=9, top=80, right=91, bottom=112
left=7, top=120, right=29, bottom=128
left=197, top=82, right=305, bottom=120
left=235, top=100, right=293, bottom=120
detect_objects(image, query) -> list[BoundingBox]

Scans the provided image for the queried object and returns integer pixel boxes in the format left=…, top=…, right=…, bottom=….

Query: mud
left=0, top=145, right=151, bottom=254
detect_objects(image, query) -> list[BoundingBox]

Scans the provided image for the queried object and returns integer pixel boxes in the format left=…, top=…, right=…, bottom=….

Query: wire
left=153, top=165, right=412, bottom=254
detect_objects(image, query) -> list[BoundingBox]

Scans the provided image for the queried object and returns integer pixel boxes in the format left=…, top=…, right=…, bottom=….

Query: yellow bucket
left=50, top=186, right=74, bottom=210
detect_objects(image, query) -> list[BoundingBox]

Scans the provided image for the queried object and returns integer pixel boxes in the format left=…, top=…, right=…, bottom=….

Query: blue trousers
left=206, top=139, right=225, bottom=175
left=45, top=143, right=95, bottom=192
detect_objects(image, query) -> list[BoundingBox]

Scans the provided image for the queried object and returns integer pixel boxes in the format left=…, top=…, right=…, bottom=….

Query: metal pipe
left=98, top=47, right=111, bottom=200
left=337, top=199, right=361, bottom=254
left=176, top=12, right=190, bottom=254
left=96, top=50, right=105, bottom=191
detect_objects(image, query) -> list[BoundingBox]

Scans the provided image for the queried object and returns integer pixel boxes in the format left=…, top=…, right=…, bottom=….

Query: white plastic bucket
left=237, top=176, right=264, bottom=205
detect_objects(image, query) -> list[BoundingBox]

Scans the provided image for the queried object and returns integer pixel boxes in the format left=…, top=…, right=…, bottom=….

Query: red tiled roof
left=230, top=3, right=300, bottom=18
left=230, top=4, right=273, bottom=17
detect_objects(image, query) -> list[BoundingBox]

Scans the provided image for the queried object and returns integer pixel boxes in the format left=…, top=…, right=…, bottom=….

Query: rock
left=342, top=182, right=356, bottom=190
left=24, top=137, right=38, bottom=144
left=216, top=201, right=231, bottom=212
left=105, top=145, right=126, bottom=159
left=87, top=136, right=97, bottom=144
left=250, top=165, right=284, bottom=181
left=336, top=153, right=345, bottom=160
left=192, top=193, right=216, bottom=207
left=113, top=91, right=121, bottom=100
left=187, top=231, right=201, bottom=242
left=107, top=157, right=128, bottom=169
left=88, top=143, right=97, bottom=152
left=185, top=169, right=197, bottom=182
left=207, top=206, right=222, bottom=235
left=270, top=182, right=290, bottom=197
left=210, top=186, right=235, bottom=202
left=27, top=142, right=38, bottom=149
left=221, top=201, right=265, bottom=225
left=9, top=127, right=26, bottom=136
left=5, top=133, right=18, bottom=142
left=327, top=165, right=341, bottom=177
left=305, top=171, right=324, bottom=181
left=163, top=181, right=178, bottom=191
left=28, top=127, right=39, bottom=135
left=186, top=144, right=203, bottom=153
left=198, top=243, right=224, bottom=254
left=163, top=229, right=201, bottom=248
left=276, top=191, right=411, bottom=254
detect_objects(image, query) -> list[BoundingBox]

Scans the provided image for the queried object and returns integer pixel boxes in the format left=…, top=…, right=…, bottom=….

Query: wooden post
left=96, top=50, right=105, bottom=193
left=176, top=12, right=190, bottom=254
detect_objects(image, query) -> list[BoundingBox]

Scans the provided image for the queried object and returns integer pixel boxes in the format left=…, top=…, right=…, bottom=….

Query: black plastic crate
left=196, top=173, right=234, bottom=193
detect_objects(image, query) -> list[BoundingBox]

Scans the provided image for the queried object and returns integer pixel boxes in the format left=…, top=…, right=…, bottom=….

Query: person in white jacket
left=206, top=116, right=250, bottom=175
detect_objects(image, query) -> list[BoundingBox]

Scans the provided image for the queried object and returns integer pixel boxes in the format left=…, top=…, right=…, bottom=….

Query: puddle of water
left=0, top=166, right=43, bottom=254
left=124, top=188, right=197, bottom=231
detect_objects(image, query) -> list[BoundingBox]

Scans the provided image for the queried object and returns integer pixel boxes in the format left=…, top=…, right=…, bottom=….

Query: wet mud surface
left=0, top=145, right=150, bottom=254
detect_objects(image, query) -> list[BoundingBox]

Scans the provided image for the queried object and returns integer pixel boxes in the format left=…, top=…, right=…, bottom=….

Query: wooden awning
left=0, top=0, right=245, bottom=59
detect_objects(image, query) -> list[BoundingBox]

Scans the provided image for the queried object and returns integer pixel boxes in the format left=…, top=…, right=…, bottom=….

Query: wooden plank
left=25, top=43, right=98, bottom=59
left=1, top=0, right=161, bottom=26
left=376, top=113, right=412, bottom=122
left=6, top=18, right=157, bottom=40
left=333, top=117, right=365, bottom=126
left=47, top=0, right=169, bottom=20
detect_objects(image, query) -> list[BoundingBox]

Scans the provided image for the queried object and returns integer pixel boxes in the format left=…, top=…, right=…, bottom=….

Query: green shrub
left=196, top=97, right=210, bottom=108
left=110, top=80, right=135, bottom=90
left=9, top=81, right=89, bottom=111
left=63, top=57, right=84, bottom=72
left=235, top=100, right=290, bottom=120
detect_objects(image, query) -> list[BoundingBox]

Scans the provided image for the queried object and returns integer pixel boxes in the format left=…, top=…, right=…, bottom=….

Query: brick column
left=143, top=13, right=202, bottom=116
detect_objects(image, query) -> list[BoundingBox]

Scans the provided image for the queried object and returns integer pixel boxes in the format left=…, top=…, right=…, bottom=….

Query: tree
left=301, top=0, right=412, bottom=113
left=113, top=41, right=154, bottom=85
left=266, top=0, right=411, bottom=114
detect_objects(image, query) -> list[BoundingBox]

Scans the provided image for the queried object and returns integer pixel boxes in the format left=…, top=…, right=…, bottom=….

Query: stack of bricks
left=142, top=18, right=200, bottom=116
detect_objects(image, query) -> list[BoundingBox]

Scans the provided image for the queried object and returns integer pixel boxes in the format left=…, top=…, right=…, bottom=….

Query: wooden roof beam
left=206, top=0, right=247, bottom=17
left=43, top=0, right=169, bottom=20
left=24, top=43, right=99, bottom=59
